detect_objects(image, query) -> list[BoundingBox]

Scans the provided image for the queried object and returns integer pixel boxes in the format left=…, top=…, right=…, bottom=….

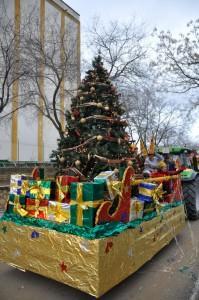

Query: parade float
left=0, top=56, right=185, bottom=298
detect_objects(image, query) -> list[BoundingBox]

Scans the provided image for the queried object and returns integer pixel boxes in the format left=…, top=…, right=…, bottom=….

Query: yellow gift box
left=129, top=198, right=144, bottom=221
left=48, top=201, right=70, bottom=223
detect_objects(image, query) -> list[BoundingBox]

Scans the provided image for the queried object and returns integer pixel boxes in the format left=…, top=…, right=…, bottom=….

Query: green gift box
left=70, top=182, right=104, bottom=227
left=26, top=180, right=55, bottom=200
left=7, top=194, right=26, bottom=214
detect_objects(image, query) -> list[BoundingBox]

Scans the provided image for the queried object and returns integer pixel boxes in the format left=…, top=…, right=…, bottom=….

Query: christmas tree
left=51, top=55, right=136, bottom=179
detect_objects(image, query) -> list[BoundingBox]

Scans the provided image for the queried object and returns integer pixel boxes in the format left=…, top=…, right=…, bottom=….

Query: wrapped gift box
left=129, top=197, right=144, bottom=221
left=7, top=194, right=27, bottom=216
left=26, top=180, right=55, bottom=200
left=94, top=171, right=118, bottom=200
left=26, top=198, right=48, bottom=219
left=137, top=182, right=157, bottom=203
left=55, top=175, right=79, bottom=203
left=10, top=174, right=28, bottom=195
left=48, top=201, right=70, bottom=223
left=70, top=182, right=104, bottom=227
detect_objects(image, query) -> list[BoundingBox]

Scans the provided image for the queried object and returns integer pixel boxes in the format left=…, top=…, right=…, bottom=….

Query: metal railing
left=0, top=160, right=56, bottom=168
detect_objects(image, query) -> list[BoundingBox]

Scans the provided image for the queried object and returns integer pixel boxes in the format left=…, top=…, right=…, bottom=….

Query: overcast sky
left=66, top=0, right=199, bottom=33
left=65, top=1, right=199, bottom=142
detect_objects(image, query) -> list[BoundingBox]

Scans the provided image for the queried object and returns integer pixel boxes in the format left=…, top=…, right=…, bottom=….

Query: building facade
left=0, top=0, right=80, bottom=161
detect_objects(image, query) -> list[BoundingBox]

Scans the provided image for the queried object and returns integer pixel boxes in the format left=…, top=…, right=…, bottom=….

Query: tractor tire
left=182, top=180, right=198, bottom=220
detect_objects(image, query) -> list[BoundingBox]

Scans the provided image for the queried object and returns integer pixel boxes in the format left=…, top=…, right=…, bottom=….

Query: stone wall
left=0, top=166, right=56, bottom=185
left=0, top=187, right=9, bottom=215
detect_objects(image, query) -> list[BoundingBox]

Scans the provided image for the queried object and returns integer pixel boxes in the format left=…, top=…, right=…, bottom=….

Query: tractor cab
left=157, top=146, right=198, bottom=181
left=156, top=146, right=199, bottom=220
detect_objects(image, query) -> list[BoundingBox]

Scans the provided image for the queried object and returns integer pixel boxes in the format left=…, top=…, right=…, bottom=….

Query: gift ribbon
left=138, top=186, right=157, bottom=197
left=29, top=185, right=45, bottom=200
left=109, top=181, right=122, bottom=198
left=26, top=199, right=48, bottom=218
left=56, top=177, right=69, bottom=202
left=21, top=180, right=31, bottom=195
left=134, top=201, right=143, bottom=216
left=21, top=180, right=50, bottom=200
left=10, top=183, right=21, bottom=189
left=70, top=183, right=104, bottom=226
left=49, top=203, right=70, bottom=222
left=13, top=195, right=28, bottom=217
left=151, top=183, right=165, bottom=213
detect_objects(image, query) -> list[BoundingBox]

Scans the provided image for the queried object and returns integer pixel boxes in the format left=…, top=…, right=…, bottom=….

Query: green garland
left=0, top=202, right=184, bottom=240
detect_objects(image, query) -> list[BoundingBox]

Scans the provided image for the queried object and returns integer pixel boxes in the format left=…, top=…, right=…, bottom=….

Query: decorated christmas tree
left=51, top=55, right=136, bottom=179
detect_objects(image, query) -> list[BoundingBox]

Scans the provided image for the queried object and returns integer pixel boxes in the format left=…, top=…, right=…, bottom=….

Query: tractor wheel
left=182, top=180, right=199, bottom=220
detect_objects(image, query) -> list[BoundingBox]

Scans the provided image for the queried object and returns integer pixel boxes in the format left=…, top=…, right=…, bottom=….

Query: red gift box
left=26, top=198, right=48, bottom=219
left=55, top=175, right=79, bottom=203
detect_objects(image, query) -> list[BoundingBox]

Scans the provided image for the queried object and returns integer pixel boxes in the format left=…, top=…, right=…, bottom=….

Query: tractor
left=157, top=146, right=199, bottom=220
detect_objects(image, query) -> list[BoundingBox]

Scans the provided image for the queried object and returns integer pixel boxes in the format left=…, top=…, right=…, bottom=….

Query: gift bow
left=21, top=180, right=48, bottom=200
left=49, top=203, right=70, bottom=222
left=56, top=177, right=69, bottom=202
left=70, top=183, right=104, bottom=226
left=134, top=201, right=143, bottom=216
left=29, top=184, right=45, bottom=200
left=26, top=199, right=47, bottom=218
left=108, top=180, right=122, bottom=198
left=21, top=180, right=31, bottom=195
left=151, top=183, right=165, bottom=213
left=13, top=195, right=28, bottom=217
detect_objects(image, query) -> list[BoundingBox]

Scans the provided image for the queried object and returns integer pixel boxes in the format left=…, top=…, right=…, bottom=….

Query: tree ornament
left=90, top=87, right=95, bottom=92
left=58, top=155, right=65, bottom=164
left=124, top=134, right=129, bottom=141
left=80, top=96, right=84, bottom=101
left=71, top=116, right=75, bottom=121
left=75, top=160, right=81, bottom=167
left=64, top=130, right=68, bottom=137
left=107, top=128, right=112, bottom=137
left=127, top=160, right=133, bottom=166
left=80, top=118, right=86, bottom=124
left=75, top=129, right=81, bottom=137
left=97, top=135, right=103, bottom=141
left=72, top=109, right=80, bottom=117
left=131, top=144, right=137, bottom=152
left=113, top=168, right=119, bottom=174
left=88, top=153, right=91, bottom=160
left=97, top=102, right=103, bottom=108
left=117, top=138, right=121, bottom=145
left=104, top=106, right=109, bottom=111
left=111, top=85, right=116, bottom=92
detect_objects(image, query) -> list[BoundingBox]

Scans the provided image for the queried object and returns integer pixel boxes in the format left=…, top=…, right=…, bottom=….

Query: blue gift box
left=137, top=182, right=157, bottom=203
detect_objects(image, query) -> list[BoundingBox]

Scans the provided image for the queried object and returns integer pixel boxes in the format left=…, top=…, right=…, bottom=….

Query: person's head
left=157, top=160, right=167, bottom=171
left=143, top=170, right=151, bottom=178
left=148, top=153, right=154, bottom=160
left=164, top=154, right=169, bottom=160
